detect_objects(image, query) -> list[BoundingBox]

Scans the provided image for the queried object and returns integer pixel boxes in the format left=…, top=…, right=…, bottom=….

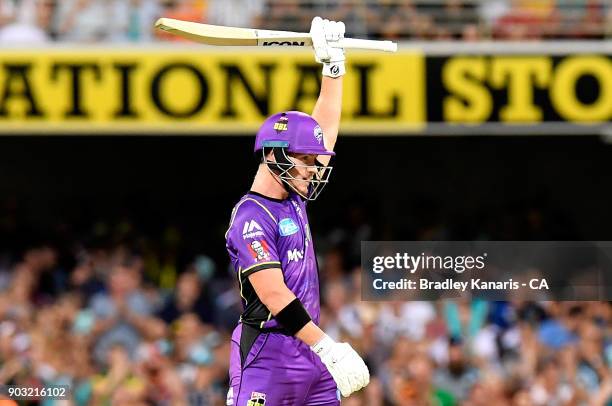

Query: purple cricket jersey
left=225, top=190, right=340, bottom=405
left=225, top=190, right=320, bottom=330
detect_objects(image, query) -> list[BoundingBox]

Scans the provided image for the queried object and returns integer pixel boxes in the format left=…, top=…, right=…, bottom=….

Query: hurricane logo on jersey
left=313, top=125, right=323, bottom=143
left=279, top=218, right=299, bottom=236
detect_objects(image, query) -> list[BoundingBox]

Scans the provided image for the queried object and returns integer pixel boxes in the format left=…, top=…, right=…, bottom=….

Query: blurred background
left=0, top=0, right=611, bottom=42
left=0, top=1, right=611, bottom=405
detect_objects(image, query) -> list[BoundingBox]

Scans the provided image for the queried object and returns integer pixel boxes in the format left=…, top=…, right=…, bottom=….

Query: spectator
left=161, top=0, right=205, bottom=22
left=266, top=0, right=308, bottom=33
left=398, top=353, right=456, bottom=405
left=156, top=0, right=205, bottom=41
left=494, top=0, right=556, bottom=40
left=438, top=0, right=480, bottom=39
left=479, top=0, right=511, bottom=29
left=88, top=262, right=158, bottom=364
left=433, top=337, right=480, bottom=402
left=563, top=0, right=606, bottom=39
left=91, top=343, right=147, bottom=405
left=376, top=301, right=436, bottom=346
left=53, top=0, right=119, bottom=42
left=207, top=0, right=265, bottom=29
left=0, top=0, right=51, bottom=43
left=530, top=358, right=576, bottom=405
left=157, top=270, right=214, bottom=325
left=111, top=0, right=162, bottom=42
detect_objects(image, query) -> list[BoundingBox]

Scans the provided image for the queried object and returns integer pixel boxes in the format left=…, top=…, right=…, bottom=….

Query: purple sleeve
left=227, top=200, right=281, bottom=278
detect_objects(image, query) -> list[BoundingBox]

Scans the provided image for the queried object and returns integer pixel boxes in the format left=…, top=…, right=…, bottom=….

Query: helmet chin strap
left=263, top=148, right=309, bottom=199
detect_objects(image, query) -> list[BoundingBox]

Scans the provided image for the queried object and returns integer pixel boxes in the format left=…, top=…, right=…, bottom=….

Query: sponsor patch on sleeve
left=247, top=240, right=271, bottom=262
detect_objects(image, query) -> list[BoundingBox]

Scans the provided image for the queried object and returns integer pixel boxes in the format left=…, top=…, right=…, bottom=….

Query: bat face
left=155, top=18, right=312, bottom=47
left=155, top=18, right=259, bottom=46
left=155, top=17, right=397, bottom=52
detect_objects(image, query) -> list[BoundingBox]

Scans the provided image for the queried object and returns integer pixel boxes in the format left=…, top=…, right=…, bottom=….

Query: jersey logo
left=287, top=249, right=304, bottom=262
left=278, top=218, right=299, bottom=236
left=248, top=240, right=270, bottom=261
left=247, top=391, right=266, bottom=405
left=243, top=220, right=264, bottom=239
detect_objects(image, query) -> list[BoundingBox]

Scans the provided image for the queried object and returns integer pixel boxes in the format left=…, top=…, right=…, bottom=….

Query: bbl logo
left=247, top=391, right=266, bottom=405
left=273, top=113, right=288, bottom=132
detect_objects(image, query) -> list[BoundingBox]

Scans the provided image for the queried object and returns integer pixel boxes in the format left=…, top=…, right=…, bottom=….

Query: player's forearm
left=295, top=321, right=326, bottom=346
left=261, top=289, right=326, bottom=346
left=248, top=271, right=326, bottom=345
left=260, top=289, right=325, bottom=345
left=312, top=76, right=343, bottom=165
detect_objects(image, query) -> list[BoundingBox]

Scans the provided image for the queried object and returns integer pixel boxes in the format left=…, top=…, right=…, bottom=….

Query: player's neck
left=251, top=164, right=289, bottom=200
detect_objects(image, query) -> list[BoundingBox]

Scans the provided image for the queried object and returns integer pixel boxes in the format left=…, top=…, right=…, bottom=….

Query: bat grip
left=331, top=38, right=397, bottom=52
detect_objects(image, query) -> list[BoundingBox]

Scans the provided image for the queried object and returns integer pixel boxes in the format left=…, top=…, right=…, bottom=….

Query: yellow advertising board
left=1, top=47, right=609, bottom=135
left=0, top=49, right=425, bottom=134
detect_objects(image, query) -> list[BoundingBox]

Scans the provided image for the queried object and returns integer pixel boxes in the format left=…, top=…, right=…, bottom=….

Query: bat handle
left=331, top=38, right=398, bottom=52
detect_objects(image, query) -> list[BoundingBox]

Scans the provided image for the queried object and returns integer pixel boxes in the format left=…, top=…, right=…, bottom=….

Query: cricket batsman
left=224, top=16, right=370, bottom=406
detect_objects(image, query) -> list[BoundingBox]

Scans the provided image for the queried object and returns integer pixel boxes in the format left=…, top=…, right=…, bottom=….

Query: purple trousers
left=228, top=323, right=340, bottom=405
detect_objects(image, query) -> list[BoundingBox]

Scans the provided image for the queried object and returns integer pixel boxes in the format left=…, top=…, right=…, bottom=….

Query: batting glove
left=310, top=16, right=346, bottom=78
left=311, top=334, right=370, bottom=397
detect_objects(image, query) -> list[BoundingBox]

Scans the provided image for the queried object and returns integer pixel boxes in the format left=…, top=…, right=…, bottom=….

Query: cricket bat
left=155, top=18, right=397, bottom=52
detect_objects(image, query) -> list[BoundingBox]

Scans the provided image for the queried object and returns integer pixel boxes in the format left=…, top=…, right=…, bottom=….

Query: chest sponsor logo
left=279, top=218, right=299, bottom=236
left=247, top=391, right=266, bottom=405
left=287, top=248, right=304, bottom=263
left=248, top=240, right=271, bottom=261
left=242, top=220, right=264, bottom=239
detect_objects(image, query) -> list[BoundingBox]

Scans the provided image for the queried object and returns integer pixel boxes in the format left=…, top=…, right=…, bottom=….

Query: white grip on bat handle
left=330, top=38, right=397, bottom=52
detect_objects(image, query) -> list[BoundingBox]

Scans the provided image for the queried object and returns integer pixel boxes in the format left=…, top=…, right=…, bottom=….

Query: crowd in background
left=0, top=0, right=611, bottom=44
left=0, top=202, right=610, bottom=406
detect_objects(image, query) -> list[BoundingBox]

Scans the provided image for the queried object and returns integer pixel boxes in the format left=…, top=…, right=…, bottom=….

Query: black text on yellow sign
left=428, top=55, right=612, bottom=124
left=0, top=50, right=424, bottom=134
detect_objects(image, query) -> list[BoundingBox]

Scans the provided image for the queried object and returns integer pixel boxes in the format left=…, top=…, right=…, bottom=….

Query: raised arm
left=309, top=17, right=346, bottom=167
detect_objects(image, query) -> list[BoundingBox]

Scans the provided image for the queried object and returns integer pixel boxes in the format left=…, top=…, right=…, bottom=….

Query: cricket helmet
left=254, top=111, right=335, bottom=156
left=254, top=111, right=334, bottom=201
